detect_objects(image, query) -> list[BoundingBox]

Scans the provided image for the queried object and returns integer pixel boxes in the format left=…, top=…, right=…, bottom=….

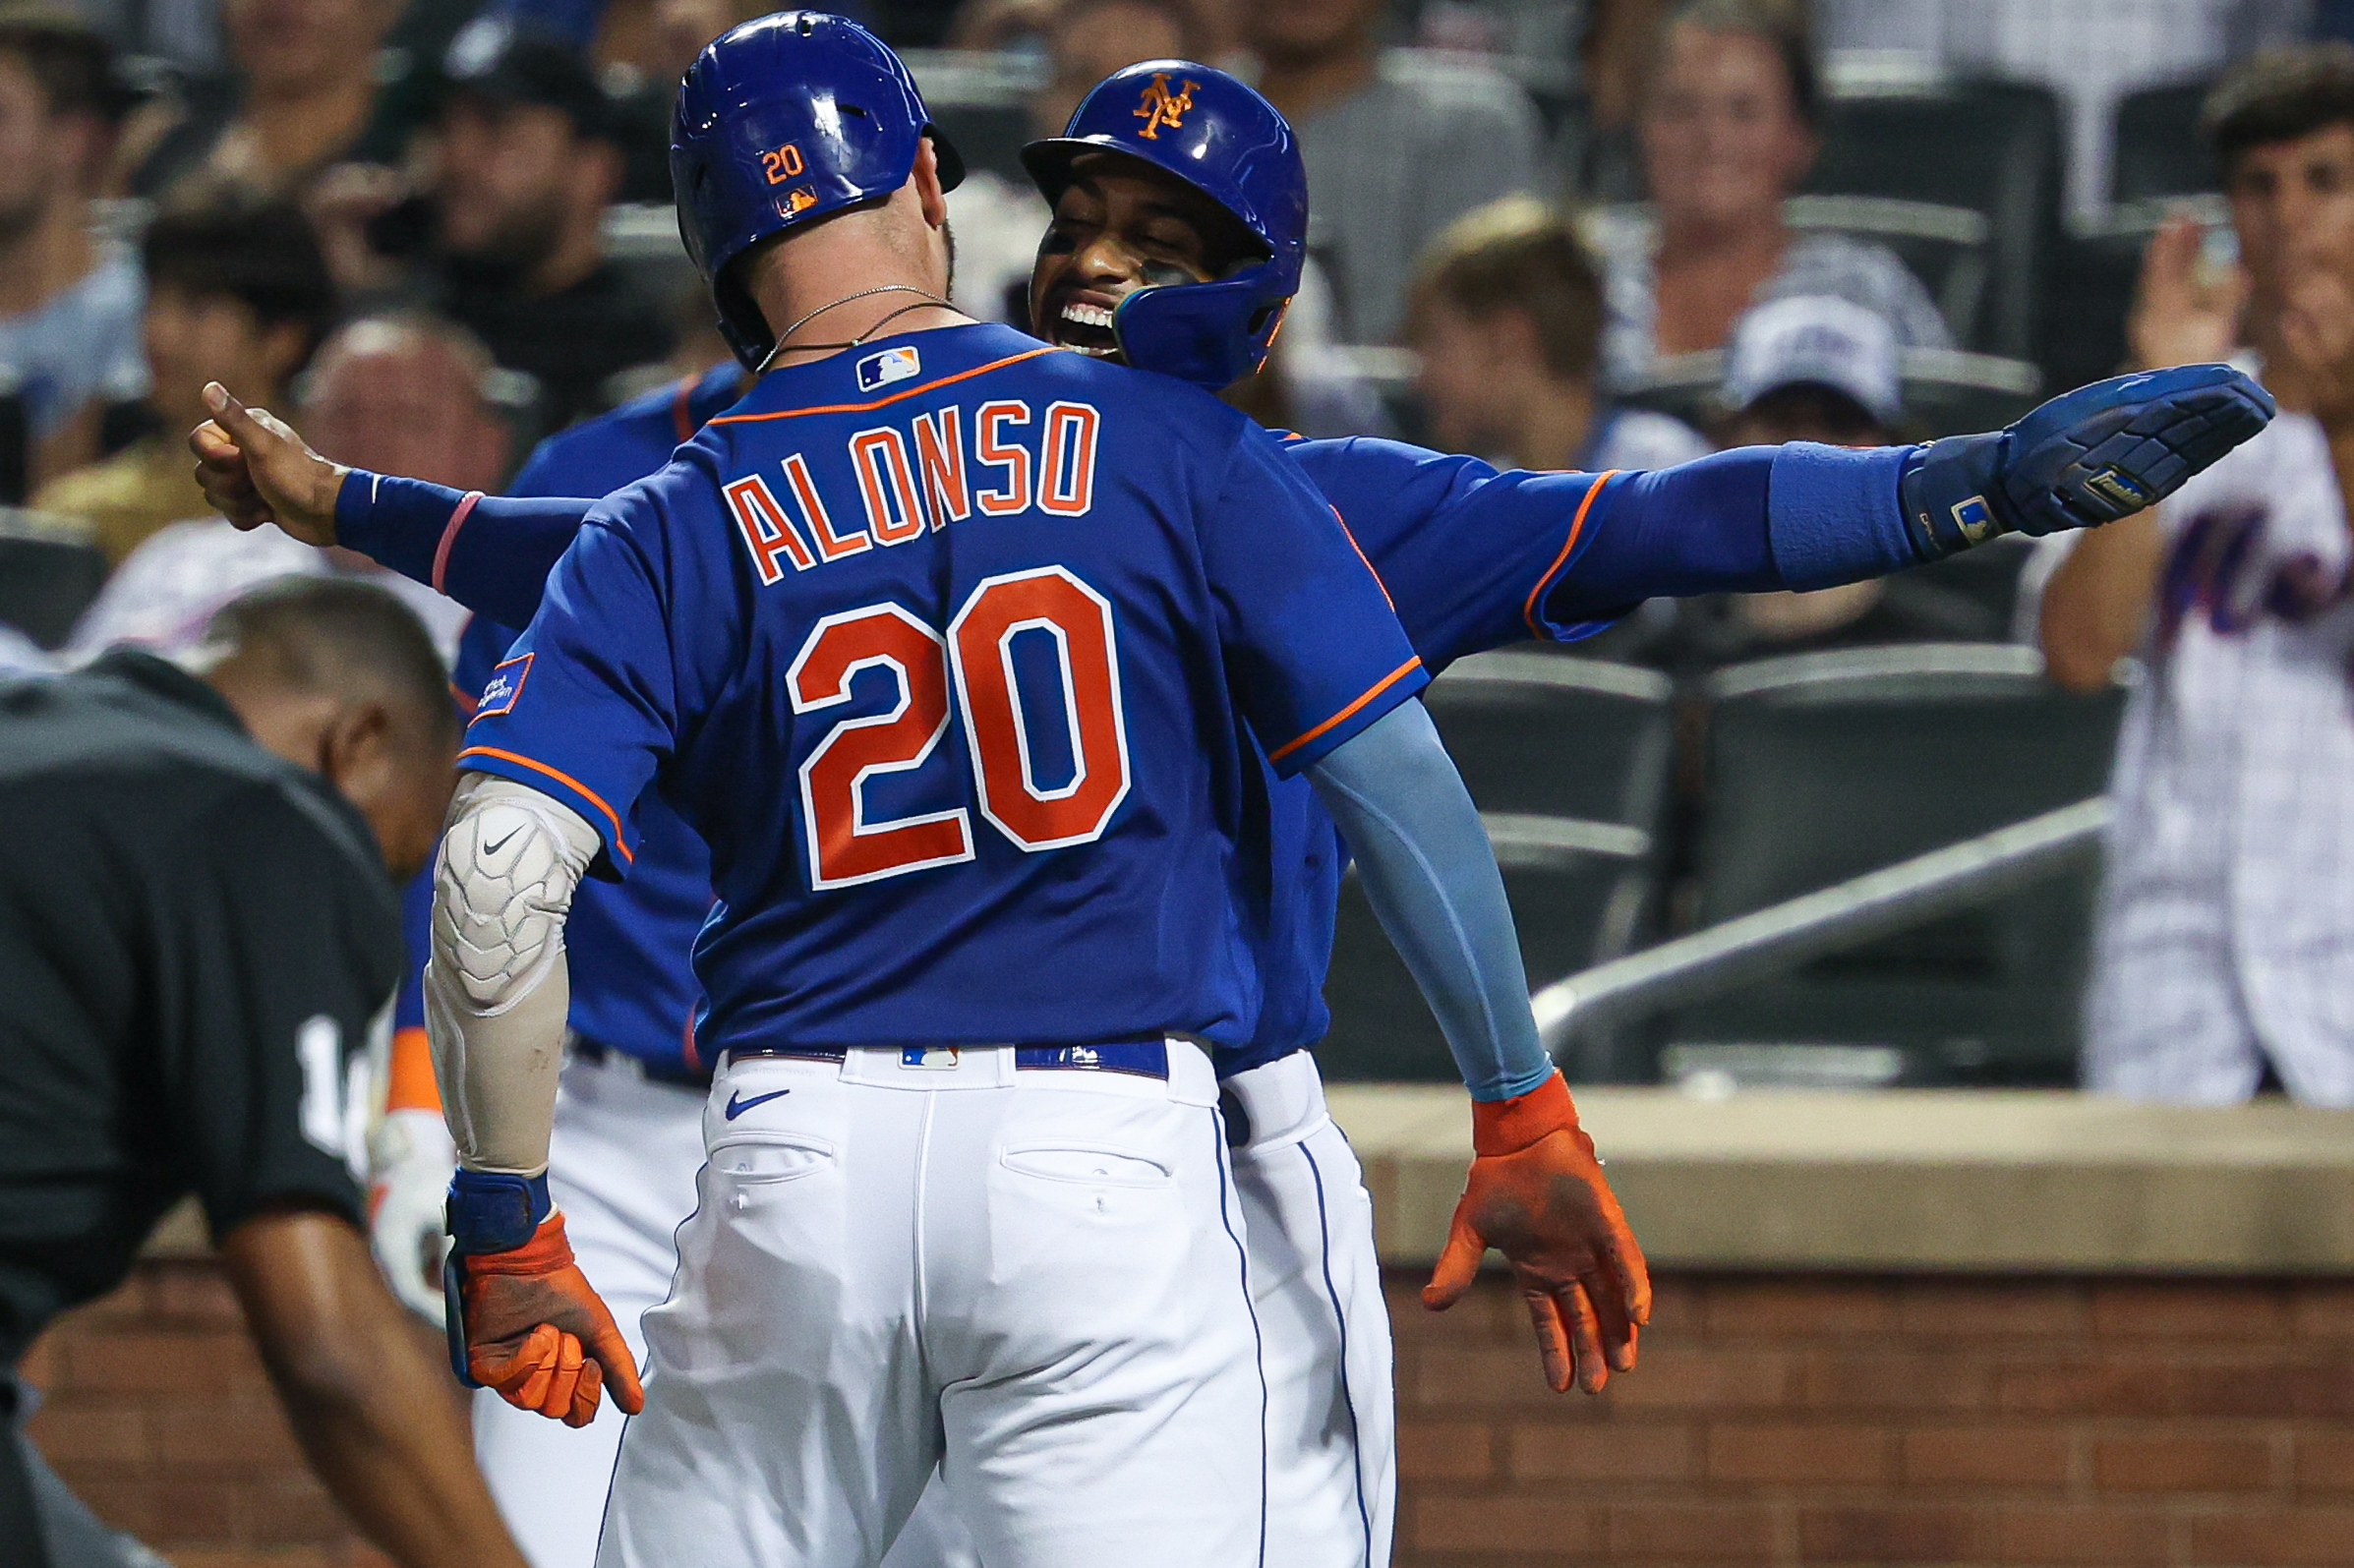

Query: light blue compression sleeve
left=1305, top=700, right=1553, bottom=1101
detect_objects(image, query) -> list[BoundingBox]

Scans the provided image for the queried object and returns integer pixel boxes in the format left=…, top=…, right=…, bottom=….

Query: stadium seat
left=2111, top=79, right=2221, bottom=207
left=2036, top=191, right=2228, bottom=415
left=1806, top=78, right=2064, bottom=359
left=1422, top=648, right=1675, bottom=827
left=0, top=522, right=107, bottom=649
left=0, top=386, right=26, bottom=506
left=1785, top=193, right=1993, bottom=352
left=1614, top=342, right=2039, bottom=440
left=1321, top=652, right=1674, bottom=1082
left=1321, top=814, right=1658, bottom=1083
left=2029, top=79, right=2226, bottom=387
left=1668, top=643, right=2125, bottom=1084
left=1891, top=533, right=2035, bottom=641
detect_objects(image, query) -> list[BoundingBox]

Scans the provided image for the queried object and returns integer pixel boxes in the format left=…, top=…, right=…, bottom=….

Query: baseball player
left=193, top=45, right=2273, bottom=1568
left=417, top=16, right=1618, bottom=1566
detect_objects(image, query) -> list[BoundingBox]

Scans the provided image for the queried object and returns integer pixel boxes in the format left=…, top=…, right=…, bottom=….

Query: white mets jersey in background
left=2078, top=409, right=2354, bottom=1103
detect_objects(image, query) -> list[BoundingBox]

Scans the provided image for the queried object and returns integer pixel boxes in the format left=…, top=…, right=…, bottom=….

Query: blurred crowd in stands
left=13, top=0, right=2354, bottom=1097
left=8, top=0, right=2352, bottom=658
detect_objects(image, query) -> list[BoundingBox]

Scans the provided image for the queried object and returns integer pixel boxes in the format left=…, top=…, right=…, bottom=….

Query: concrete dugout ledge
left=137, top=1088, right=2354, bottom=1276
left=1330, top=1086, right=2354, bottom=1276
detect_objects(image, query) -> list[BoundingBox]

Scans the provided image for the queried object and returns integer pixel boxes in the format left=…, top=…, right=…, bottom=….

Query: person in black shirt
left=430, top=18, right=673, bottom=434
left=0, top=578, right=525, bottom=1568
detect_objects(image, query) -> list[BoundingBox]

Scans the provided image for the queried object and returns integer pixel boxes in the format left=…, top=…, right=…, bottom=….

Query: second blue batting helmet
left=672, top=11, right=964, bottom=372
left=1022, top=62, right=1306, bottom=389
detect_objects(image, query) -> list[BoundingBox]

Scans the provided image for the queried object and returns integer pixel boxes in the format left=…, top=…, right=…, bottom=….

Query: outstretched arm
left=1313, top=366, right=2274, bottom=661
left=1575, top=366, right=2272, bottom=621
left=187, top=382, right=597, bottom=627
left=1306, top=701, right=1649, bottom=1395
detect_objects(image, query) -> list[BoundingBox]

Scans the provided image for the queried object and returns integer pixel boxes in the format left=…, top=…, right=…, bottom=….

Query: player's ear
left=319, top=698, right=397, bottom=814
left=912, top=138, right=950, bottom=230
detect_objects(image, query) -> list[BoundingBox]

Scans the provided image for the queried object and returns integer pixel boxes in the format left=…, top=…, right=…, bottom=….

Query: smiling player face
left=1029, top=150, right=1265, bottom=363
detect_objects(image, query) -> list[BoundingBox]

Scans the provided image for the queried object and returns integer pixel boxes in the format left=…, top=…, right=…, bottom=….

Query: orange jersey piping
left=1522, top=471, right=1617, bottom=639
left=707, top=347, right=1063, bottom=426
left=455, top=745, right=635, bottom=862
left=1268, top=657, right=1426, bottom=765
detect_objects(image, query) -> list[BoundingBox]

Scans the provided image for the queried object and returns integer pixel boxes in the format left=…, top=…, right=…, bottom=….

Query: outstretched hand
left=1900, top=363, right=2275, bottom=555
left=1423, top=1073, right=1651, bottom=1394
left=188, top=381, right=346, bottom=546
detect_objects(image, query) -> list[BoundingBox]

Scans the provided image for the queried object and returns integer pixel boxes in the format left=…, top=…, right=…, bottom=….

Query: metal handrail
left=1533, top=796, right=2113, bottom=1053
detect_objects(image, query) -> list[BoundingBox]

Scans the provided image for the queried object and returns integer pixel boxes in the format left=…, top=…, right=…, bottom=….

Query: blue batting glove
left=1901, top=364, right=2275, bottom=557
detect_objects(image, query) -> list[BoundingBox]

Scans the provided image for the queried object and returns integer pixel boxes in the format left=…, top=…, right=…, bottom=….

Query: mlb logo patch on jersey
left=901, top=1047, right=961, bottom=1070
left=857, top=346, right=921, bottom=392
left=473, top=653, right=532, bottom=721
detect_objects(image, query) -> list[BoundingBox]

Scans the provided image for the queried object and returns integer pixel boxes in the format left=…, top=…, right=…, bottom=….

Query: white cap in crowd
left=1722, top=294, right=1904, bottom=426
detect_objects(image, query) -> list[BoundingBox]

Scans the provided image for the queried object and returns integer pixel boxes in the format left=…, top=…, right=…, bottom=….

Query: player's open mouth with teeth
left=1050, top=293, right=1122, bottom=358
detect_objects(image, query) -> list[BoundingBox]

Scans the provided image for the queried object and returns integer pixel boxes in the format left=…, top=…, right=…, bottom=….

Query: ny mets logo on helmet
left=1132, top=71, right=1201, bottom=140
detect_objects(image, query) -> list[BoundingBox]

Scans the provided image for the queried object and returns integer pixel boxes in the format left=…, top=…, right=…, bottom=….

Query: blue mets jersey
left=450, top=363, right=744, bottom=1069
left=459, top=323, right=1428, bottom=1055
left=346, top=392, right=1836, bottom=1074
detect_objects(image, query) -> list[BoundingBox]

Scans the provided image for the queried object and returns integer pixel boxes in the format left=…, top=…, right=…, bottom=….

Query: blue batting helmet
left=672, top=12, right=965, bottom=372
left=1022, top=62, right=1306, bottom=389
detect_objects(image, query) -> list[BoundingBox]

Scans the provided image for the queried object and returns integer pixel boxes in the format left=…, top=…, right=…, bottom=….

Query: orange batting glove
left=1422, top=1071, right=1651, bottom=1394
left=443, top=1173, right=644, bottom=1427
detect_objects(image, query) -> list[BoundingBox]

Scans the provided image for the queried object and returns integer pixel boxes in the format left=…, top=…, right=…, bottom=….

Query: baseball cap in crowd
left=443, top=14, right=618, bottom=142
left=1721, top=294, right=1903, bottom=428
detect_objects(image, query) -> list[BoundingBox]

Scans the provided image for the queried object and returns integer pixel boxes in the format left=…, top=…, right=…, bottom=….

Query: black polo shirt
left=0, top=650, right=398, bottom=1364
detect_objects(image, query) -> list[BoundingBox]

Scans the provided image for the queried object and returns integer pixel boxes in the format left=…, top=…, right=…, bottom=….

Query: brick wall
left=23, top=1260, right=2354, bottom=1566
left=1391, top=1271, right=2354, bottom=1567
left=21, top=1258, right=395, bottom=1568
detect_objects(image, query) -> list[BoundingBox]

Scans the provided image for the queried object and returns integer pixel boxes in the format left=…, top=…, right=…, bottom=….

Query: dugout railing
left=1537, top=796, right=2110, bottom=1084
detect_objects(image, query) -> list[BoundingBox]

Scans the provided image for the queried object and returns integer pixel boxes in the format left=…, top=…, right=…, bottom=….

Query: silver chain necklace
left=756, top=284, right=958, bottom=373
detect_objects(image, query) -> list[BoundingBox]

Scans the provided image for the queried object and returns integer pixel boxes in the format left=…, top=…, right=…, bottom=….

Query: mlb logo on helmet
left=856, top=345, right=921, bottom=392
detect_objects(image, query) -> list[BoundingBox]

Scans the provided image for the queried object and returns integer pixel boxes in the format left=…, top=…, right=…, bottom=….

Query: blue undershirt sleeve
left=332, top=469, right=598, bottom=628
left=1544, top=450, right=1781, bottom=615
left=1306, top=701, right=1552, bottom=1101
left=1763, top=442, right=1923, bottom=591
left=1538, top=443, right=1931, bottom=623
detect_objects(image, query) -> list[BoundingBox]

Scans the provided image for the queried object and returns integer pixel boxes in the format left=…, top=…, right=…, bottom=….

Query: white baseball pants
left=472, top=1049, right=976, bottom=1568
left=594, top=1041, right=1267, bottom=1568
left=480, top=1047, right=1395, bottom=1568
left=1221, top=1051, right=1395, bottom=1568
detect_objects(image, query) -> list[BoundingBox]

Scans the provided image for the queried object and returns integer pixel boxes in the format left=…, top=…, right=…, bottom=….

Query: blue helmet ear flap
left=1111, top=263, right=1292, bottom=389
